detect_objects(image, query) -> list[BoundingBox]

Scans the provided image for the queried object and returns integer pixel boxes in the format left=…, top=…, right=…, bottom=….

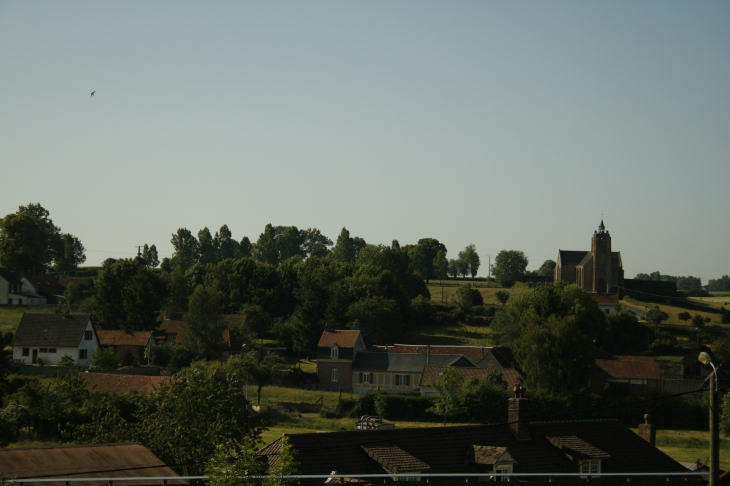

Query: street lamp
left=697, top=351, right=719, bottom=486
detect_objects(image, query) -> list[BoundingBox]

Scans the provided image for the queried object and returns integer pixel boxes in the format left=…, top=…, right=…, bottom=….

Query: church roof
left=577, top=252, right=593, bottom=267
left=557, top=250, right=588, bottom=266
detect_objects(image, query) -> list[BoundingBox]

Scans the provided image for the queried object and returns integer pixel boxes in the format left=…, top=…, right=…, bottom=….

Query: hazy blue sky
left=1, top=1, right=728, bottom=280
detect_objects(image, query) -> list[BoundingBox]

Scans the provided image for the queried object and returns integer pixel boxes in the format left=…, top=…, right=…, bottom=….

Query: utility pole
left=486, top=254, right=493, bottom=280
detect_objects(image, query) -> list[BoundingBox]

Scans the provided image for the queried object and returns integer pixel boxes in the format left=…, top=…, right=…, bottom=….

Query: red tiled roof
left=420, top=365, right=518, bottom=389
left=158, top=320, right=186, bottom=342
left=318, top=330, right=362, bottom=348
left=595, top=358, right=661, bottom=380
left=96, top=330, right=152, bottom=347
left=83, top=373, right=169, bottom=394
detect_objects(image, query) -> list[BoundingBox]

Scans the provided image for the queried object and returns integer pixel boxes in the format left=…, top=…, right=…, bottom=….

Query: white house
left=0, top=268, right=46, bottom=306
left=10, top=313, right=99, bottom=366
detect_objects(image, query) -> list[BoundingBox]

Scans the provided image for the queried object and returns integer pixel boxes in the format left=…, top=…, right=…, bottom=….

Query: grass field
left=426, top=282, right=514, bottom=307
left=402, top=321, right=494, bottom=347
left=0, top=307, right=44, bottom=334
left=651, top=429, right=730, bottom=470
left=624, top=297, right=727, bottom=327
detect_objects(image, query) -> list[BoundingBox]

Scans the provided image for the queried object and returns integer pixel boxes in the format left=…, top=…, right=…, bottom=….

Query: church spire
left=598, top=219, right=605, bottom=233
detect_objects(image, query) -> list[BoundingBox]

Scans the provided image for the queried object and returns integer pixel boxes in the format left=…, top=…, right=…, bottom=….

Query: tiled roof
left=318, top=330, right=362, bottom=348
left=83, top=373, right=169, bottom=394
left=10, top=313, right=91, bottom=348
left=258, top=419, right=686, bottom=477
left=96, top=330, right=152, bottom=347
left=361, top=445, right=430, bottom=473
left=596, top=358, right=661, bottom=380
left=546, top=435, right=611, bottom=460
left=469, top=446, right=511, bottom=465
left=0, top=443, right=184, bottom=485
left=371, top=345, right=499, bottom=362
left=21, top=275, right=66, bottom=296
left=158, top=319, right=186, bottom=341
left=420, top=366, right=518, bottom=389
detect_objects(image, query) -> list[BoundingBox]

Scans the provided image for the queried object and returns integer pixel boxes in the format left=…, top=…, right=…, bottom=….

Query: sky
left=1, top=1, right=728, bottom=281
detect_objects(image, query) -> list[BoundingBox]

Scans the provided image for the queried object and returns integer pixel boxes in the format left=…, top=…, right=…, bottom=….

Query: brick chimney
left=426, top=345, right=431, bottom=365
left=638, top=413, right=656, bottom=447
left=508, top=384, right=530, bottom=440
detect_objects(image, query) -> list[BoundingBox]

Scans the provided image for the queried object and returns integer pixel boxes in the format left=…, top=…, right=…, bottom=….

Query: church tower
left=591, top=220, right=612, bottom=293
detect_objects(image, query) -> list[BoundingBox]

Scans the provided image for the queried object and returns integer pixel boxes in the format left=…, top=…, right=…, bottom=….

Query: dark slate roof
left=258, top=419, right=686, bottom=478
left=577, top=252, right=593, bottom=267
left=557, top=251, right=588, bottom=266
left=10, top=313, right=91, bottom=347
left=21, top=275, right=66, bottom=296
left=546, top=435, right=610, bottom=460
left=0, top=268, right=22, bottom=285
left=352, top=352, right=470, bottom=372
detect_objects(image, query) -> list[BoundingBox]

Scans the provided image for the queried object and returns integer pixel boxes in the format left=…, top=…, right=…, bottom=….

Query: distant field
left=402, top=321, right=493, bottom=347
left=624, top=297, right=727, bottom=327
left=426, top=282, right=515, bottom=306
left=650, top=429, right=730, bottom=470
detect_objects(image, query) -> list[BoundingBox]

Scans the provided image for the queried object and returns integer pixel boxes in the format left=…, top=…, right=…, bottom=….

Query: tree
left=205, top=440, right=263, bottom=486
left=537, top=260, right=556, bottom=277
left=229, top=350, right=284, bottom=405
left=301, top=228, right=332, bottom=258
left=426, top=366, right=464, bottom=425
left=215, top=225, right=240, bottom=261
left=646, top=307, right=669, bottom=327
left=433, top=249, right=448, bottom=304
left=490, top=282, right=608, bottom=394
left=170, top=228, right=199, bottom=271
left=87, top=259, right=168, bottom=331
left=264, top=436, right=300, bottom=486
left=347, top=296, right=403, bottom=345
left=17, top=203, right=64, bottom=269
left=495, top=290, right=509, bottom=306
left=332, top=227, right=356, bottom=262
left=184, top=285, right=227, bottom=359
left=712, top=335, right=730, bottom=367
left=447, top=259, right=460, bottom=279
left=491, top=250, right=528, bottom=287
left=91, top=347, right=118, bottom=369
left=691, top=314, right=705, bottom=328
left=0, top=213, right=48, bottom=274
left=453, top=284, right=483, bottom=314
left=677, top=311, right=691, bottom=325
left=54, top=234, right=86, bottom=274
left=141, top=244, right=160, bottom=268
left=460, top=372, right=509, bottom=424
left=198, top=227, right=218, bottom=265
left=458, top=245, right=480, bottom=278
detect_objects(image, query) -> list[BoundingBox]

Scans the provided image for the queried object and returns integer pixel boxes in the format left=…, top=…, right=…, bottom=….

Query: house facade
left=316, top=332, right=516, bottom=394
left=96, top=330, right=155, bottom=365
left=0, top=268, right=46, bottom=306
left=21, top=275, right=66, bottom=304
left=10, top=313, right=99, bottom=366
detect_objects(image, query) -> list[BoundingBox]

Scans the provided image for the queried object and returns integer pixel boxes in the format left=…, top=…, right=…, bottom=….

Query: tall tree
left=491, top=250, right=529, bottom=287
left=426, top=366, right=464, bottom=425
left=406, top=238, right=447, bottom=281
left=54, top=234, right=87, bottom=274
left=17, top=203, right=63, bottom=268
left=332, top=227, right=356, bottom=262
left=239, top=236, right=253, bottom=258
left=87, top=259, right=167, bottom=331
left=170, top=228, right=199, bottom=271
left=215, top=225, right=240, bottom=261
left=490, top=282, right=608, bottom=394
left=141, top=244, right=159, bottom=268
left=301, top=228, right=332, bottom=258
left=184, top=285, right=227, bottom=359
left=347, top=296, right=402, bottom=345
left=459, top=244, right=480, bottom=278
left=0, top=213, right=48, bottom=274
left=198, top=227, right=217, bottom=265
left=433, top=249, right=448, bottom=304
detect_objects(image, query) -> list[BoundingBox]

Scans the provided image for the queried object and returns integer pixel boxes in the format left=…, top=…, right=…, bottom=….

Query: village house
left=590, top=349, right=661, bottom=396
left=21, top=274, right=66, bottom=304
left=0, top=268, right=46, bottom=306
left=10, top=313, right=98, bottom=366
left=96, top=329, right=155, bottom=365
left=258, top=388, right=691, bottom=482
left=316, top=330, right=516, bottom=393
left=0, top=443, right=183, bottom=486
left=156, top=311, right=245, bottom=356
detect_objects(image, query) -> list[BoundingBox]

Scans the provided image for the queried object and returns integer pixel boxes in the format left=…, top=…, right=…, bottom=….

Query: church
left=554, top=220, right=624, bottom=293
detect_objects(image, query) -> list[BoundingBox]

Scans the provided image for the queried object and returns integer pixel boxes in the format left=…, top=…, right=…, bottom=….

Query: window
left=331, top=368, right=338, bottom=382
left=48, top=348, right=57, bottom=353
left=331, top=346, right=339, bottom=359
left=40, top=348, right=48, bottom=353
left=79, top=349, right=88, bottom=360
left=363, top=373, right=371, bottom=384
left=494, top=465, right=513, bottom=481
left=580, top=460, right=601, bottom=478
left=396, top=375, right=410, bottom=386
left=22, top=348, right=29, bottom=356
left=84, top=330, right=93, bottom=341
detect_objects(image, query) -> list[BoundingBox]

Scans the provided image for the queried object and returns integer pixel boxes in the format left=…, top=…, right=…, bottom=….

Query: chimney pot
left=508, top=384, right=530, bottom=439
left=638, top=411, right=656, bottom=447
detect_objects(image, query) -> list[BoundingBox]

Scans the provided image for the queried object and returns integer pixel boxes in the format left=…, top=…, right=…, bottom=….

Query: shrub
left=91, top=347, right=118, bottom=369
left=58, top=354, right=75, bottom=367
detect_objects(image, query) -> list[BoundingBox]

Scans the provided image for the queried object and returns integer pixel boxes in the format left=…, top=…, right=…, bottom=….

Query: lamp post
left=697, top=351, right=719, bottom=486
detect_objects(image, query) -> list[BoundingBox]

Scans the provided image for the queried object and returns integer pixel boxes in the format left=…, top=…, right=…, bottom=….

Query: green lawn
left=649, top=429, right=730, bottom=470
left=624, top=297, right=727, bottom=328
left=426, top=283, right=513, bottom=307
left=402, top=321, right=494, bottom=347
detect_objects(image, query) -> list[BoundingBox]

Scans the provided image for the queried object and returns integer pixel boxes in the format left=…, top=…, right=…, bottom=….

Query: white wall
left=11, top=319, right=99, bottom=366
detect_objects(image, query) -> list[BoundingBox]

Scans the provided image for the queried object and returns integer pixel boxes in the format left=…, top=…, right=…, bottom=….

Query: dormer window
left=331, top=345, right=339, bottom=359
left=493, top=464, right=513, bottom=481
left=580, top=459, right=601, bottom=478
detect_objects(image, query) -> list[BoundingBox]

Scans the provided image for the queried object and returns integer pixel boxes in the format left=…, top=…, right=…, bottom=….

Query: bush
left=334, top=392, right=438, bottom=421
left=91, top=347, right=118, bottom=369
left=58, top=354, right=75, bottom=367
left=411, top=295, right=437, bottom=325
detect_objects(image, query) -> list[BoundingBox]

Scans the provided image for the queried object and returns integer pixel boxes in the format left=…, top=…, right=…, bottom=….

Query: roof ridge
left=1, top=442, right=142, bottom=451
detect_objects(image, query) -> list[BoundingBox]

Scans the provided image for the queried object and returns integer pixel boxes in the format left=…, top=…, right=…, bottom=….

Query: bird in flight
left=91, top=91, right=95, bottom=97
